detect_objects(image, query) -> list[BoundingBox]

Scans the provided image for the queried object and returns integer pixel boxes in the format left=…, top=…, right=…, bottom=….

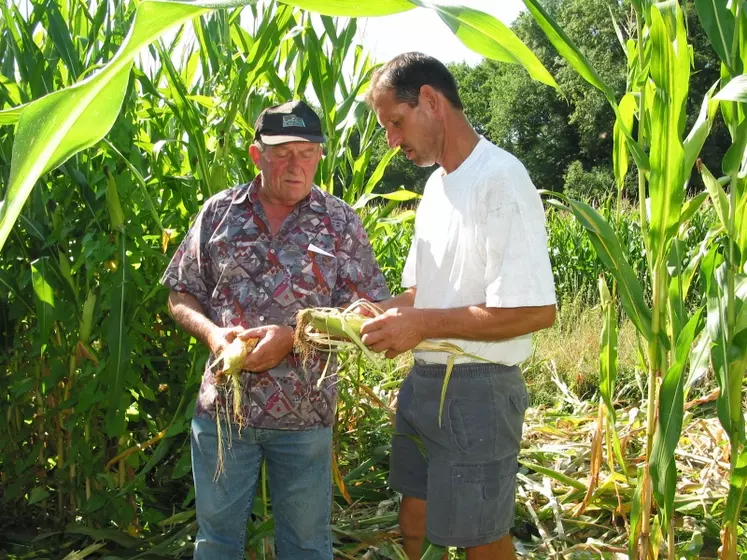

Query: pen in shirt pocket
left=307, top=243, right=336, bottom=258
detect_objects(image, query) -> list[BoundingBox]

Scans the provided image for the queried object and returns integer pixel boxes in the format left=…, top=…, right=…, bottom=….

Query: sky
left=356, top=0, right=526, bottom=66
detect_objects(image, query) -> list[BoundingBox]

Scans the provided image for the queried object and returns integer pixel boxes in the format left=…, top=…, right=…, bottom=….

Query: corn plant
left=0, top=0, right=415, bottom=546
left=530, top=0, right=746, bottom=557
left=0, top=0, right=567, bottom=554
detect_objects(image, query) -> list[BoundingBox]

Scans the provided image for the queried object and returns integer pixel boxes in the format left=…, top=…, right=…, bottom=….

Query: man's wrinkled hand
left=239, top=325, right=295, bottom=372
left=359, top=307, right=425, bottom=359
left=207, top=325, right=245, bottom=357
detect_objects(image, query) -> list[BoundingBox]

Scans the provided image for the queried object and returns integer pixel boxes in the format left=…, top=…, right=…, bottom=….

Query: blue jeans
left=191, top=416, right=333, bottom=560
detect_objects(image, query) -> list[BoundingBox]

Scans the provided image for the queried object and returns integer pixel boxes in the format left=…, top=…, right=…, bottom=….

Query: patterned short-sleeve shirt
left=161, top=177, right=390, bottom=430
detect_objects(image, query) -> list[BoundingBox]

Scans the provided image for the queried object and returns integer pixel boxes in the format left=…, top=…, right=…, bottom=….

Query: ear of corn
left=209, top=335, right=259, bottom=478
left=295, top=300, right=494, bottom=426
left=211, top=336, right=259, bottom=382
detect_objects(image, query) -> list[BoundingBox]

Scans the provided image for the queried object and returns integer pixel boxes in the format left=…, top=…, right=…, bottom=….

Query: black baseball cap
left=253, top=100, right=326, bottom=145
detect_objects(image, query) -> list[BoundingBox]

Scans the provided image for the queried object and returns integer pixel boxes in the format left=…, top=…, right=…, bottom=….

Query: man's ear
left=249, top=143, right=262, bottom=165
left=419, top=85, right=441, bottom=113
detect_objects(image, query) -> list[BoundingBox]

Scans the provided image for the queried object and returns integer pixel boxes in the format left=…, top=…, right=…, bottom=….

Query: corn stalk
left=528, top=0, right=745, bottom=557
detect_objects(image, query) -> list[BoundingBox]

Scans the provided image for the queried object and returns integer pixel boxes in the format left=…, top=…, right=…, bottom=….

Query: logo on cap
left=283, top=115, right=305, bottom=128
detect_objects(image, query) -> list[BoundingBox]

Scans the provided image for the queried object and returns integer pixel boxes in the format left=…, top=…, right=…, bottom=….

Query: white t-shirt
left=402, top=137, right=556, bottom=365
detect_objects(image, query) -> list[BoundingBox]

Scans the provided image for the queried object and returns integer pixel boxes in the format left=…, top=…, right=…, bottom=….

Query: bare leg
left=400, top=496, right=427, bottom=560
left=465, top=534, right=517, bottom=560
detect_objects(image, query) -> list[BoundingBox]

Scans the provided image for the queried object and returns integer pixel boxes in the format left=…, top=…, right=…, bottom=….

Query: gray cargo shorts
left=389, top=361, right=528, bottom=548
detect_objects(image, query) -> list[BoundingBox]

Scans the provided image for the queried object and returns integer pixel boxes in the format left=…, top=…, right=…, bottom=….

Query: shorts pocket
left=448, top=393, right=497, bottom=454
left=450, top=455, right=519, bottom=540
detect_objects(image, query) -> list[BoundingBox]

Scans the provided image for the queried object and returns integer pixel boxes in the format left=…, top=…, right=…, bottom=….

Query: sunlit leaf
left=31, top=257, right=55, bottom=355
left=651, top=310, right=703, bottom=527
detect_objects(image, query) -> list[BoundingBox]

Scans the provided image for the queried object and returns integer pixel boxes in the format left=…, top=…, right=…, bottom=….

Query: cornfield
left=0, top=0, right=746, bottom=559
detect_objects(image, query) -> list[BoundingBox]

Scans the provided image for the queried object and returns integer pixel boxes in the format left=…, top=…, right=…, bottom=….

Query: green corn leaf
left=104, top=168, right=125, bottom=232
left=521, top=0, right=613, bottom=101
left=410, top=1, right=557, bottom=90
left=353, top=189, right=421, bottom=210
left=278, top=0, right=415, bottom=16
left=65, top=524, right=141, bottom=548
left=694, top=0, right=736, bottom=71
left=721, top=448, right=747, bottom=559
left=0, top=0, right=565, bottom=252
left=703, top=250, right=745, bottom=443
left=598, top=277, right=618, bottom=423
left=0, top=0, right=210, bottom=252
left=679, top=191, right=709, bottom=229
left=0, top=106, right=23, bottom=125
left=699, top=162, right=731, bottom=235
left=106, top=235, right=132, bottom=437
left=683, top=82, right=719, bottom=174
left=628, top=466, right=645, bottom=559
left=737, top=187, right=747, bottom=261
left=722, top=119, right=747, bottom=176
left=613, top=93, right=636, bottom=190
left=714, top=74, right=747, bottom=102
left=364, top=148, right=399, bottom=195
left=687, top=329, right=712, bottom=392
left=650, top=310, right=703, bottom=527
left=647, top=3, right=690, bottom=265
left=519, top=460, right=587, bottom=491
left=104, top=140, right=164, bottom=232
left=0, top=270, right=34, bottom=314
left=27, top=486, right=51, bottom=506
left=420, top=542, right=447, bottom=560
left=567, top=199, right=656, bottom=345
left=520, top=0, right=649, bottom=170
left=31, top=257, right=55, bottom=356
left=45, top=0, right=82, bottom=80
left=79, top=290, right=96, bottom=343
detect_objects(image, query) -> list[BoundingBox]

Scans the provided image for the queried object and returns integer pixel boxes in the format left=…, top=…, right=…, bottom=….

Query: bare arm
left=168, top=290, right=294, bottom=371
left=377, top=287, right=416, bottom=312
left=167, top=290, right=223, bottom=354
left=421, top=304, right=555, bottom=341
left=360, top=303, right=556, bottom=358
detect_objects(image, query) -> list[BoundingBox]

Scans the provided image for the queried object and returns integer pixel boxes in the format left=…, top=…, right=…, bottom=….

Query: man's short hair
left=367, top=52, right=463, bottom=110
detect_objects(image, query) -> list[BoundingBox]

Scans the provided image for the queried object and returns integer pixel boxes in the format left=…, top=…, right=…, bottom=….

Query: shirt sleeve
left=331, top=210, right=391, bottom=307
left=483, top=173, right=556, bottom=308
left=160, top=203, right=216, bottom=309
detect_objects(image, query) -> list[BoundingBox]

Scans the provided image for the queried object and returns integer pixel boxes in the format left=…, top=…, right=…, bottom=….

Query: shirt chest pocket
left=293, top=244, right=338, bottom=299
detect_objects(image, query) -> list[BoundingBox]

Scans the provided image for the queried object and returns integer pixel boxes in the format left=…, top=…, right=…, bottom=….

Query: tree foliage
left=375, top=0, right=729, bottom=198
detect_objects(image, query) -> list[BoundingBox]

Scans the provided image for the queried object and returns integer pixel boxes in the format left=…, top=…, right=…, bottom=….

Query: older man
left=162, top=100, right=389, bottom=559
left=361, top=53, right=557, bottom=560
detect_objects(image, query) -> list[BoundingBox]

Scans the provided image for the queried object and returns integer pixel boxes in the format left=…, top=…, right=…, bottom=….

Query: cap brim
left=259, top=134, right=326, bottom=145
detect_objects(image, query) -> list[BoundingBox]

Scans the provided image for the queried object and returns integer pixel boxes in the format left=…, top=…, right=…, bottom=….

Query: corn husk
left=295, top=300, right=494, bottom=426
left=209, top=336, right=258, bottom=478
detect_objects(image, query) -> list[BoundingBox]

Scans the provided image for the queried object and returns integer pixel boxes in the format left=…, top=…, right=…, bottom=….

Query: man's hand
left=359, top=307, right=426, bottom=359
left=206, top=325, right=245, bottom=357
left=346, top=299, right=382, bottom=318
left=239, top=325, right=295, bottom=372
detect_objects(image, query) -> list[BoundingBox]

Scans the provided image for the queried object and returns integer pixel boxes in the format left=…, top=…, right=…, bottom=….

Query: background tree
left=373, top=0, right=729, bottom=200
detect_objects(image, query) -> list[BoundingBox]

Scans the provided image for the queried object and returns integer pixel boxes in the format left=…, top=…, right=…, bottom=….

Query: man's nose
left=386, top=130, right=401, bottom=149
left=286, top=153, right=302, bottom=169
